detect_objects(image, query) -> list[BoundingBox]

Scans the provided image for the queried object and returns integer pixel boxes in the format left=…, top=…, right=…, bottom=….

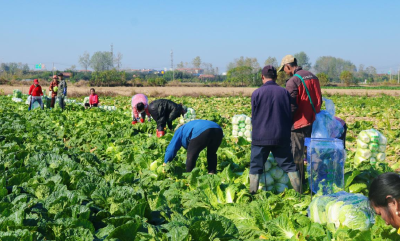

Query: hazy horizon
left=1, top=0, right=399, bottom=74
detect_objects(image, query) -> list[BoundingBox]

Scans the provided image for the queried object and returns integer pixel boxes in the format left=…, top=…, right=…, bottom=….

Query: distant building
left=176, top=68, right=204, bottom=75
left=199, top=74, right=215, bottom=79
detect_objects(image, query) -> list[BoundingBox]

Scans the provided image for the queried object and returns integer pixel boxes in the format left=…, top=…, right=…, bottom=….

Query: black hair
left=288, top=59, right=298, bottom=67
left=90, top=88, right=95, bottom=92
left=137, top=102, right=145, bottom=112
left=369, top=172, right=400, bottom=207
left=263, top=71, right=277, bottom=79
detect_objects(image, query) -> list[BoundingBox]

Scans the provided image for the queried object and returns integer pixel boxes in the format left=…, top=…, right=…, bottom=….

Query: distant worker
left=278, top=55, right=322, bottom=186
left=49, top=75, right=59, bottom=108
left=163, top=120, right=223, bottom=174
left=131, top=94, right=151, bottom=124
left=148, top=99, right=187, bottom=137
left=369, top=172, right=400, bottom=232
left=57, top=73, right=67, bottom=111
left=28, top=79, right=44, bottom=110
left=250, top=66, right=300, bottom=194
left=85, top=88, right=99, bottom=109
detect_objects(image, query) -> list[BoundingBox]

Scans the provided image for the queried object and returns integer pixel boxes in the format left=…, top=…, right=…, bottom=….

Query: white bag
left=25, top=95, right=32, bottom=105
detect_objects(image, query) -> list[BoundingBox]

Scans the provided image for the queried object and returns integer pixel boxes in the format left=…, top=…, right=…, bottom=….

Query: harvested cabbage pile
left=232, top=114, right=251, bottom=141
left=308, top=191, right=375, bottom=231
left=354, top=129, right=387, bottom=166
left=13, top=89, right=22, bottom=98
left=180, top=107, right=196, bottom=124
left=99, top=105, right=117, bottom=111
left=259, top=153, right=291, bottom=193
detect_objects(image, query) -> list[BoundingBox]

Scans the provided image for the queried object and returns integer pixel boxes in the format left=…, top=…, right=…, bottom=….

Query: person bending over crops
left=57, top=73, right=67, bottom=111
left=250, top=65, right=300, bottom=194
left=278, top=55, right=322, bottom=187
left=148, top=99, right=187, bottom=137
left=163, top=120, right=223, bottom=173
left=49, top=75, right=59, bottom=108
left=28, top=79, right=44, bottom=110
left=369, top=172, right=400, bottom=233
left=131, top=94, right=152, bottom=124
left=85, top=88, right=99, bottom=109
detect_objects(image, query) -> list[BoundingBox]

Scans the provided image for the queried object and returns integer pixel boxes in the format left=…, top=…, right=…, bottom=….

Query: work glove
left=132, top=120, right=137, bottom=125
left=140, top=118, right=144, bottom=123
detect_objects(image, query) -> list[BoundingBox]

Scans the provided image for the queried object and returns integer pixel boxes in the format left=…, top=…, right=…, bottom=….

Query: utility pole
left=390, top=68, right=392, bottom=81
left=171, top=49, right=174, bottom=81
left=52, top=62, right=54, bottom=76
left=398, top=66, right=399, bottom=84
left=111, top=43, right=114, bottom=69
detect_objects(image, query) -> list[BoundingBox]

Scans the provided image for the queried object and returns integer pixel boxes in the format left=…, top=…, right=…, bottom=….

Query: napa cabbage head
left=269, top=167, right=284, bottom=180
left=260, top=173, right=274, bottom=186
left=338, top=205, right=371, bottom=230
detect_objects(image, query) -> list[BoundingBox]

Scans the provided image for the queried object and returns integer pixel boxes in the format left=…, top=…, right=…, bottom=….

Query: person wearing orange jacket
left=28, top=79, right=44, bottom=110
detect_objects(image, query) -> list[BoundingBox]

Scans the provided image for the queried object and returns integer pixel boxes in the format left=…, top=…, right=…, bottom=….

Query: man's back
left=251, top=81, right=292, bottom=146
left=286, top=67, right=322, bottom=129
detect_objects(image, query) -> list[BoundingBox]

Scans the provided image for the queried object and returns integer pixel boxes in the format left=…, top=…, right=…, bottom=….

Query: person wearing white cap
left=278, top=55, right=322, bottom=191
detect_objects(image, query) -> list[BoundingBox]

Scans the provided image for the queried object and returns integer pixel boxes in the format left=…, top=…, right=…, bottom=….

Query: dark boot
left=288, top=171, right=301, bottom=193
left=249, top=174, right=260, bottom=194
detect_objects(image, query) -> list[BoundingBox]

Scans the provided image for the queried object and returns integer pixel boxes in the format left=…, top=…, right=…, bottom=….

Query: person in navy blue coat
left=250, top=65, right=301, bottom=194
left=163, top=120, right=223, bottom=173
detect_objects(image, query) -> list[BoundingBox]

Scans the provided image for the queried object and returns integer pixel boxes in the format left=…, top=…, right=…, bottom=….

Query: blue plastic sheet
left=311, top=98, right=344, bottom=139
left=305, top=138, right=345, bottom=194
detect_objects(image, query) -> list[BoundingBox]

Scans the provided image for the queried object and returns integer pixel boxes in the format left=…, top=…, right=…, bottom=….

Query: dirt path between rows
left=1, top=85, right=400, bottom=97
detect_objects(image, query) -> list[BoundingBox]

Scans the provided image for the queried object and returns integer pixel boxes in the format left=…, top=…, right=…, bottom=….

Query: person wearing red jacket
left=85, top=88, right=100, bottom=109
left=28, top=79, right=44, bottom=110
left=278, top=55, right=322, bottom=189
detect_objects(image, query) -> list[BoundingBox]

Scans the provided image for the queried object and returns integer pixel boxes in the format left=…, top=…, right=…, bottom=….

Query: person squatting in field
left=28, top=79, right=44, bottom=110
left=148, top=99, right=187, bottom=137
left=369, top=172, right=400, bottom=233
left=249, top=65, right=301, bottom=194
left=131, top=94, right=152, bottom=124
left=85, top=88, right=100, bottom=109
left=49, top=75, right=59, bottom=108
left=279, top=55, right=322, bottom=187
left=163, top=120, right=223, bottom=174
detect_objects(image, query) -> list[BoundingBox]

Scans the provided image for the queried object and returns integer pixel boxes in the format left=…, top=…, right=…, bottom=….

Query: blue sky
left=1, top=0, right=399, bottom=73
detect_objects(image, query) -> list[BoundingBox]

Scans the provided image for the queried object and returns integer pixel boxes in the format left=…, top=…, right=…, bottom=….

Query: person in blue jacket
left=163, top=120, right=223, bottom=173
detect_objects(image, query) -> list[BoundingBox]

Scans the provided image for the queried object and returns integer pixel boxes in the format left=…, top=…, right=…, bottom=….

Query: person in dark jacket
left=250, top=65, right=300, bottom=194
left=164, top=120, right=223, bottom=173
left=57, top=73, right=67, bottom=111
left=278, top=55, right=322, bottom=187
left=148, top=99, right=187, bottom=137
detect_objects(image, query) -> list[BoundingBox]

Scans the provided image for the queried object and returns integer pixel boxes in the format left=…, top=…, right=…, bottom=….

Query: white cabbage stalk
left=260, top=172, right=274, bottom=186
left=244, top=130, right=251, bottom=138
left=245, top=117, right=251, bottom=124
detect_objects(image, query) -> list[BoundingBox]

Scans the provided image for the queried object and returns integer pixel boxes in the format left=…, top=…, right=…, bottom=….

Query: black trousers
left=186, top=128, right=223, bottom=173
left=291, top=125, right=312, bottom=184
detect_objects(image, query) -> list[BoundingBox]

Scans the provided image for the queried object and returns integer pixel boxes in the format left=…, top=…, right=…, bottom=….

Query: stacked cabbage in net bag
left=180, top=108, right=196, bottom=124
left=232, top=114, right=252, bottom=141
left=354, top=129, right=387, bottom=166
left=259, top=153, right=290, bottom=193
left=308, top=191, right=375, bottom=231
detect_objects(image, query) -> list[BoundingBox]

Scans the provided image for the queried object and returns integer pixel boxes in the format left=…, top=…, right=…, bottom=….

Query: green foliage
left=316, top=72, right=330, bottom=86
left=340, top=70, right=354, bottom=86
left=0, top=94, right=399, bottom=240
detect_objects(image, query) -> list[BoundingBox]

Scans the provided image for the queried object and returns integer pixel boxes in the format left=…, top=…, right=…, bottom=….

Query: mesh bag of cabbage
left=308, top=191, right=375, bottom=231
left=305, top=138, right=345, bottom=195
left=232, top=114, right=252, bottom=142
left=180, top=107, right=196, bottom=124
left=354, top=129, right=387, bottom=166
left=259, top=153, right=290, bottom=193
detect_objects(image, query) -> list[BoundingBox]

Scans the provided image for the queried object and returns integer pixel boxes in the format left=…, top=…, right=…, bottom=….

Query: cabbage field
left=0, top=94, right=400, bottom=240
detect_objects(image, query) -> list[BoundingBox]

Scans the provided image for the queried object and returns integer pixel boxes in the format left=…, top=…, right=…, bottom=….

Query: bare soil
left=1, top=85, right=400, bottom=97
